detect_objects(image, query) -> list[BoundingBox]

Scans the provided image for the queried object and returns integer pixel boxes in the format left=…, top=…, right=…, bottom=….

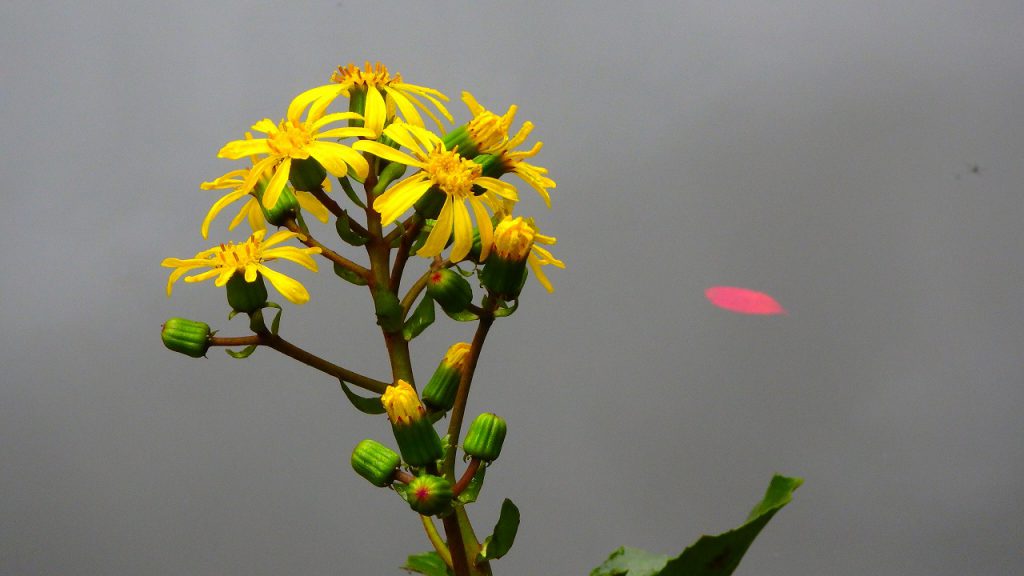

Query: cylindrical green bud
left=413, top=188, right=446, bottom=220
left=480, top=216, right=534, bottom=299
left=258, top=184, right=300, bottom=227
left=442, top=125, right=479, bottom=159
left=225, top=273, right=268, bottom=314
left=422, top=342, right=472, bottom=411
left=463, top=413, right=507, bottom=462
left=351, top=439, right=401, bottom=487
left=347, top=87, right=367, bottom=128
left=289, top=157, right=327, bottom=192
left=161, top=317, right=212, bottom=358
left=474, top=154, right=503, bottom=179
left=382, top=381, right=444, bottom=467
left=406, top=474, right=453, bottom=516
left=426, top=269, right=473, bottom=315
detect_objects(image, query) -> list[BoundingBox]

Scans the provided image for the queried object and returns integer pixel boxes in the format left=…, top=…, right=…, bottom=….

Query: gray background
left=2, top=1, right=1023, bottom=574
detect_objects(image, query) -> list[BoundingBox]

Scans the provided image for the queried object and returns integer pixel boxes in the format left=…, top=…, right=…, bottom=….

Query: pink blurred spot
left=705, top=286, right=786, bottom=315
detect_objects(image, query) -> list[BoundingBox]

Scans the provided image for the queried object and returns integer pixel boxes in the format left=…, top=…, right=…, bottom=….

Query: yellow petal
left=417, top=195, right=453, bottom=257
left=218, top=138, right=270, bottom=159
left=262, top=158, right=291, bottom=209
left=201, top=189, right=249, bottom=239
left=373, top=175, right=432, bottom=224
left=450, top=198, right=473, bottom=262
left=363, top=86, right=387, bottom=136
left=295, top=191, right=330, bottom=223
left=468, top=196, right=494, bottom=261
left=353, top=140, right=421, bottom=167
left=288, top=84, right=341, bottom=124
left=259, top=265, right=310, bottom=305
left=307, top=141, right=369, bottom=179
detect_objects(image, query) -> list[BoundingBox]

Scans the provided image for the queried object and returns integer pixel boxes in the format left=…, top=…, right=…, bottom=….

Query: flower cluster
left=163, top=61, right=562, bottom=308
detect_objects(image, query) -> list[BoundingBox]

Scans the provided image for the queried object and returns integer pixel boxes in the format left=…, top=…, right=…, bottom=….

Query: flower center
left=425, top=148, right=482, bottom=198
left=215, top=237, right=262, bottom=271
left=267, top=120, right=313, bottom=158
left=331, top=61, right=397, bottom=88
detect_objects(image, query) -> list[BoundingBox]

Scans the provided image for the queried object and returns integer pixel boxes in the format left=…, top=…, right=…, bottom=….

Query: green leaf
left=339, top=379, right=385, bottom=415
left=403, top=295, right=436, bottom=341
left=444, top=309, right=479, bottom=322
left=493, top=299, right=519, bottom=318
left=225, top=344, right=257, bottom=359
left=456, top=464, right=486, bottom=504
left=477, top=498, right=519, bottom=562
left=263, top=302, right=283, bottom=335
left=333, top=262, right=369, bottom=286
left=335, top=210, right=369, bottom=246
left=402, top=551, right=453, bottom=575
left=590, top=547, right=669, bottom=576
left=338, top=176, right=366, bottom=209
left=589, top=474, right=802, bottom=576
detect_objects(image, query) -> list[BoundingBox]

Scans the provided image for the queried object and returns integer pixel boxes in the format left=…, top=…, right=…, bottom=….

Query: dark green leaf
left=338, top=176, right=366, bottom=209
left=339, top=380, right=385, bottom=415
left=333, top=262, right=369, bottom=286
left=456, top=464, right=486, bottom=504
left=402, top=551, right=453, bottom=575
left=335, top=210, right=369, bottom=246
left=445, top=310, right=479, bottom=322
left=478, top=498, right=519, bottom=562
left=403, top=296, right=436, bottom=341
left=590, top=475, right=802, bottom=576
left=225, top=344, right=257, bottom=359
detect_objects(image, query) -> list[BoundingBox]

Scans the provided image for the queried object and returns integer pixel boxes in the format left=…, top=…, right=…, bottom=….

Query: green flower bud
left=406, top=474, right=453, bottom=516
left=414, top=188, right=446, bottom=220
left=480, top=216, right=535, bottom=299
left=225, top=273, right=268, bottom=314
left=382, top=380, right=444, bottom=467
left=426, top=269, right=473, bottom=315
left=257, top=182, right=300, bottom=227
left=442, top=125, right=479, bottom=159
left=421, top=342, right=472, bottom=411
left=161, top=318, right=212, bottom=358
left=289, top=157, right=327, bottom=192
left=351, top=439, right=401, bottom=487
left=463, top=413, right=507, bottom=462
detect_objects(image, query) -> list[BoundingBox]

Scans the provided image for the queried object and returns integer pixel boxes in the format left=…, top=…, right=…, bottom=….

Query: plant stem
left=452, top=459, right=482, bottom=497
left=209, top=333, right=388, bottom=394
left=443, top=514, right=472, bottom=576
left=421, top=515, right=453, bottom=569
left=283, top=218, right=370, bottom=281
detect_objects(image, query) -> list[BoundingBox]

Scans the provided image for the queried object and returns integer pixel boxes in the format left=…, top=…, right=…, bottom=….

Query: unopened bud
left=161, top=318, right=212, bottom=358
left=421, top=342, right=472, bottom=411
left=426, top=269, right=473, bottom=315
left=406, top=474, right=453, bottom=516
left=351, top=439, right=401, bottom=487
left=463, top=413, right=507, bottom=462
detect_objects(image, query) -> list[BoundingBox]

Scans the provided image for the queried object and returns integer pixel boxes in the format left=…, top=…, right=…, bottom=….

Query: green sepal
left=263, top=302, right=283, bottom=335
left=477, top=498, right=519, bottom=562
left=426, top=269, right=474, bottom=315
left=414, top=188, right=446, bottom=220
left=161, top=318, right=212, bottom=358
left=337, top=176, right=366, bottom=209
left=289, top=157, right=327, bottom=192
left=373, top=290, right=403, bottom=332
left=257, top=184, right=300, bottom=227
left=494, top=299, right=519, bottom=318
left=405, top=474, right=454, bottom=516
left=225, top=344, right=257, bottom=359
left=480, top=256, right=528, bottom=300
left=225, top=274, right=268, bottom=314
left=403, top=551, right=454, bottom=576
left=392, top=417, right=444, bottom=468
left=463, top=413, right=507, bottom=462
left=373, top=160, right=408, bottom=195
left=589, top=474, right=803, bottom=576
left=446, top=310, right=479, bottom=322
left=333, top=262, right=369, bottom=286
left=422, top=364, right=460, bottom=412
left=442, top=125, right=479, bottom=159
left=339, top=380, right=385, bottom=415
left=335, top=210, right=369, bottom=246
left=403, top=295, right=436, bottom=341
left=351, top=439, right=401, bottom=487
left=347, top=87, right=366, bottom=127
left=474, top=154, right=503, bottom=179
left=456, top=464, right=486, bottom=504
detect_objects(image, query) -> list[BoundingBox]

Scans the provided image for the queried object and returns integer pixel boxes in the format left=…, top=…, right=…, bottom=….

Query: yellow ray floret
left=493, top=215, right=565, bottom=293
left=381, top=379, right=425, bottom=425
left=292, top=61, right=452, bottom=137
left=161, top=230, right=322, bottom=305
left=353, top=122, right=518, bottom=262
left=216, top=91, right=373, bottom=210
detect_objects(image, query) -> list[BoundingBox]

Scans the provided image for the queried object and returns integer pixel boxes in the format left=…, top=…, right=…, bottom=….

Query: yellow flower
left=354, top=122, right=518, bottom=262
left=458, top=92, right=554, bottom=208
left=216, top=90, right=372, bottom=210
left=161, top=230, right=322, bottom=305
left=493, top=215, right=565, bottom=293
left=381, top=380, right=424, bottom=425
left=293, top=61, right=452, bottom=137
left=200, top=165, right=334, bottom=239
